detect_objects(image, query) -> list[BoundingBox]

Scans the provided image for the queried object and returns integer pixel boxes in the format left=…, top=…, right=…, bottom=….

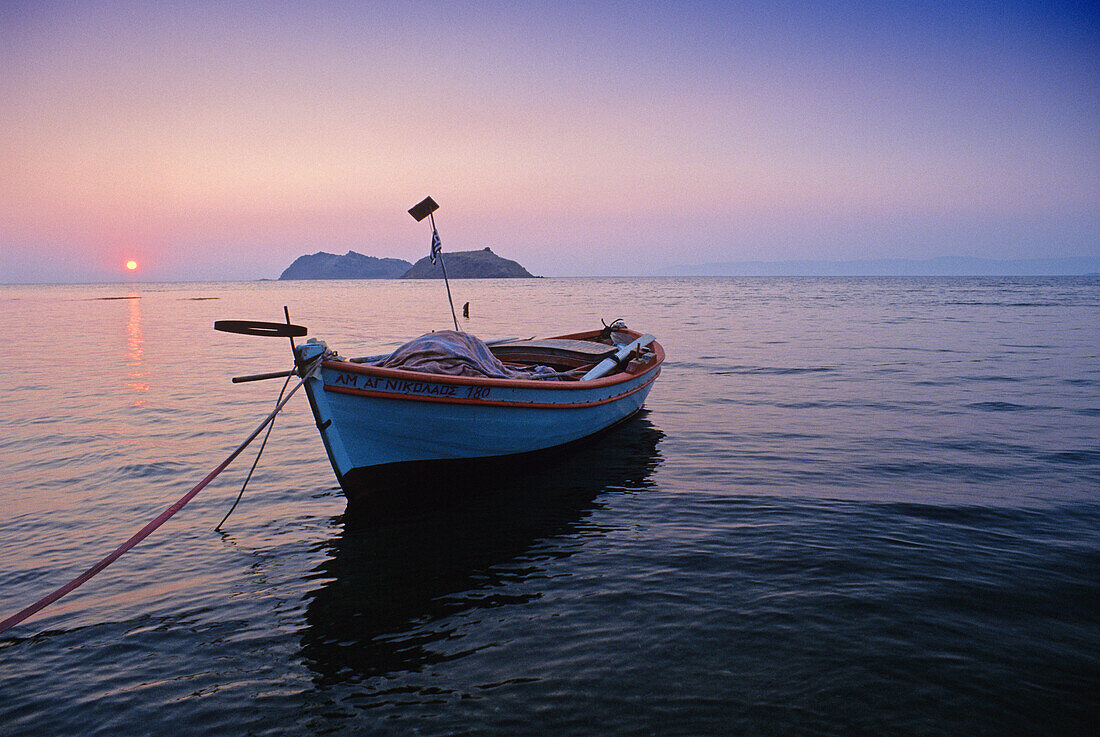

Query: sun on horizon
left=125, top=260, right=138, bottom=271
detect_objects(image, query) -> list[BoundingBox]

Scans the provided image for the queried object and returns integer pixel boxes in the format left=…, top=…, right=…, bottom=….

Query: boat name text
left=330, top=372, right=471, bottom=397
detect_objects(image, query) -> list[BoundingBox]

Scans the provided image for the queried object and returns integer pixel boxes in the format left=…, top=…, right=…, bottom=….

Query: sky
left=0, top=0, right=1097, bottom=282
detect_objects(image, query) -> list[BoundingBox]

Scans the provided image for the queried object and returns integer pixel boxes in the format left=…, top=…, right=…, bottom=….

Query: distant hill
left=402, top=247, right=535, bottom=279
left=279, top=251, right=412, bottom=280
left=658, top=257, right=1100, bottom=277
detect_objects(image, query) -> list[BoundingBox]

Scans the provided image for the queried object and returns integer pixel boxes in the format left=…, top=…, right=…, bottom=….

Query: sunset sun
left=125, top=260, right=138, bottom=271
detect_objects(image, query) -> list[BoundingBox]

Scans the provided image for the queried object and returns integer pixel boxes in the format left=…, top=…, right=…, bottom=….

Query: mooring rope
left=0, top=369, right=309, bottom=636
left=215, top=371, right=294, bottom=531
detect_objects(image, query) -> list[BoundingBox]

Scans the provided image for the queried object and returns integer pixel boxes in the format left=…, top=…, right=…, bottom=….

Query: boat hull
left=297, top=330, right=663, bottom=500
left=336, top=407, right=650, bottom=503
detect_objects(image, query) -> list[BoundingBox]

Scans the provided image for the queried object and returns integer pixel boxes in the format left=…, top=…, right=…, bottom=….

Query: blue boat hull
left=296, top=330, right=663, bottom=500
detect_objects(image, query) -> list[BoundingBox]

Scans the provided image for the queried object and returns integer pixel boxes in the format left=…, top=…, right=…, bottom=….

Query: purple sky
left=1, top=1, right=1097, bottom=281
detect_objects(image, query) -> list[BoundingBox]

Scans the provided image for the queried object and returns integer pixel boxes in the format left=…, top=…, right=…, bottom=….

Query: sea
left=1, top=277, right=1097, bottom=736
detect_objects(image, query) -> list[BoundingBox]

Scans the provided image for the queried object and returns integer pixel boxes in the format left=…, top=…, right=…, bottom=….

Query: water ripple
left=1, top=278, right=1098, bottom=736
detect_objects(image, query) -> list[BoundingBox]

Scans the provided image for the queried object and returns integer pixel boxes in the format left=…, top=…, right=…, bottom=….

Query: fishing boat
left=288, top=324, right=663, bottom=500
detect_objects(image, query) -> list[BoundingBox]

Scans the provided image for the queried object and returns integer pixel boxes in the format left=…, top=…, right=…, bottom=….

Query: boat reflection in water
left=298, top=413, right=664, bottom=686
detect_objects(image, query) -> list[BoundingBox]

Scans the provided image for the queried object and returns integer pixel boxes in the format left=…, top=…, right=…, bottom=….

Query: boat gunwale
left=324, top=366, right=660, bottom=409
left=318, top=329, right=665, bottom=390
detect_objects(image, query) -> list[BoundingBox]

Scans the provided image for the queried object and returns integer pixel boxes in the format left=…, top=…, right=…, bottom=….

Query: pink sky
left=1, top=1, right=1097, bottom=282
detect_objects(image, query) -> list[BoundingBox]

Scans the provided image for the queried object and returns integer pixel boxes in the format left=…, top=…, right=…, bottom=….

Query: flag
left=429, top=228, right=442, bottom=264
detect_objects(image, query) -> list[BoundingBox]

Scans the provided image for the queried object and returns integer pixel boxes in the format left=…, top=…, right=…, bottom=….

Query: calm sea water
left=1, top=277, right=1097, bottom=736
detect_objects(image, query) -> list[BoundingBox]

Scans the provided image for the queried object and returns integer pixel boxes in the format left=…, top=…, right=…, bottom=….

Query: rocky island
left=278, top=247, right=534, bottom=280
left=402, top=248, right=534, bottom=279
left=279, top=251, right=412, bottom=280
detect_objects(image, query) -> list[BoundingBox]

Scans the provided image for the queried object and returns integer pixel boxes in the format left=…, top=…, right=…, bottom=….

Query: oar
left=216, top=312, right=309, bottom=382
left=581, top=335, right=655, bottom=381
left=214, top=319, right=306, bottom=338
left=232, top=369, right=297, bottom=383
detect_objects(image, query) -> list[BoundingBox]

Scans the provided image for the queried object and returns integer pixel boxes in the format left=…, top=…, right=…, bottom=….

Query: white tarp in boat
left=372, top=330, right=560, bottom=380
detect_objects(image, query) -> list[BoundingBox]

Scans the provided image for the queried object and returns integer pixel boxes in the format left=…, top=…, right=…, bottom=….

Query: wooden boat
left=291, top=325, right=664, bottom=500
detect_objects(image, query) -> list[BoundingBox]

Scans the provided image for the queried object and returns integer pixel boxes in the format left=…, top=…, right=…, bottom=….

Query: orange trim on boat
left=324, top=368, right=661, bottom=409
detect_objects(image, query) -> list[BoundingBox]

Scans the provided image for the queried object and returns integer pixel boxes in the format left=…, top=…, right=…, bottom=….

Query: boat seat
left=489, top=339, right=617, bottom=366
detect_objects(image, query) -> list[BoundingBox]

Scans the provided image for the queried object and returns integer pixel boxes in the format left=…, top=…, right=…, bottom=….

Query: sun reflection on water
left=125, top=294, right=149, bottom=403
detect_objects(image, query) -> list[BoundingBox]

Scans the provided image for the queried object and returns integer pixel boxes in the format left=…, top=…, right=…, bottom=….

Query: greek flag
left=429, top=228, right=442, bottom=264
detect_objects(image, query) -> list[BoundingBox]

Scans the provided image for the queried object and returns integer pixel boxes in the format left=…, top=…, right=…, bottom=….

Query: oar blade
left=214, top=320, right=307, bottom=338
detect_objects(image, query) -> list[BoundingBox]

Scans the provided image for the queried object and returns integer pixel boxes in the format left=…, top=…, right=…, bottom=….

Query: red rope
left=0, top=376, right=307, bottom=636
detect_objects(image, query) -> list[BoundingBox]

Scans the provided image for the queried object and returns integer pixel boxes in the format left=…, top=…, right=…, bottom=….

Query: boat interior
left=488, top=338, right=619, bottom=372
left=336, top=323, right=657, bottom=382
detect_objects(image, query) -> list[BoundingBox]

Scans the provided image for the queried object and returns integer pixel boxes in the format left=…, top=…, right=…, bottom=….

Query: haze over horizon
left=1, top=1, right=1097, bottom=284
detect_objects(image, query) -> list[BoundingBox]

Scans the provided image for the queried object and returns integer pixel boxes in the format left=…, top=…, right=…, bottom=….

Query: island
left=279, top=251, right=412, bottom=280
left=402, top=247, right=534, bottom=279
left=278, top=247, right=534, bottom=280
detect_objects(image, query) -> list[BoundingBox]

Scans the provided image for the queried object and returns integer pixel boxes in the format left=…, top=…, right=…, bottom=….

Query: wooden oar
left=232, top=369, right=297, bottom=383
left=214, top=319, right=306, bottom=338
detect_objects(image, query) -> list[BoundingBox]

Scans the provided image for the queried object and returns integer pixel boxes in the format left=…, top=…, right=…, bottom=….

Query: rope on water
left=0, top=369, right=309, bottom=636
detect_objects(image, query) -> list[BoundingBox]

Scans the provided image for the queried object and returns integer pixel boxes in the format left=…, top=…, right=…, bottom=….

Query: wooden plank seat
left=489, top=338, right=618, bottom=368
